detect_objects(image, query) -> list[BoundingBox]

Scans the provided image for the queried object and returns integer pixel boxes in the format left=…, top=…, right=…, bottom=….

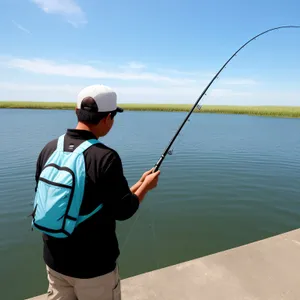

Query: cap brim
left=116, top=106, right=124, bottom=113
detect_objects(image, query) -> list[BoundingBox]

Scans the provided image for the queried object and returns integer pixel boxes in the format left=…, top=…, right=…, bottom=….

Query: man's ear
left=103, top=113, right=111, bottom=124
left=106, top=113, right=113, bottom=121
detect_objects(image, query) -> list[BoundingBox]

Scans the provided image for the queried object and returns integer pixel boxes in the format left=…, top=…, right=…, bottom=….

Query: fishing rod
left=152, top=25, right=300, bottom=172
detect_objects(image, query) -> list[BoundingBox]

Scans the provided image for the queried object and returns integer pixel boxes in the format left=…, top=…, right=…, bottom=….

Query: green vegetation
left=1, top=101, right=300, bottom=118
left=0, top=101, right=75, bottom=110
left=117, top=104, right=300, bottom=118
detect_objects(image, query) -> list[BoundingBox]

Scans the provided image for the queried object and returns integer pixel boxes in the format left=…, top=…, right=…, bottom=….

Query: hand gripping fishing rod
left=153, top=25, right=300, bottom=172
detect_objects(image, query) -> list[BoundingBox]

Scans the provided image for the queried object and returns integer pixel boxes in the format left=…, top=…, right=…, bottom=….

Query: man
left=33, top=84, right=161, bottom=300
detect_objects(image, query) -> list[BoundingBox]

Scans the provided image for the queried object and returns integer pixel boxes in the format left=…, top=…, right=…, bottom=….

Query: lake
left=0, top=108, right=300, bottom=300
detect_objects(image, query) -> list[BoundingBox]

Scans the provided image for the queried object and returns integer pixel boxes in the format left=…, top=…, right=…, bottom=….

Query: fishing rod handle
left=152, top=155, right=165, bottom=172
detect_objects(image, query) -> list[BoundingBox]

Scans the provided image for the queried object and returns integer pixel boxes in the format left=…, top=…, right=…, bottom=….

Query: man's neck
left=75, top=122, right=92, bottom=131
left=75, top=122, right=100, bottom=137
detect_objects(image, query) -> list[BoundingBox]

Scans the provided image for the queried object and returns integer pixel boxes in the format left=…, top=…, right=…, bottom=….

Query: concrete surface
left=26, top=228, right=300, bottom=300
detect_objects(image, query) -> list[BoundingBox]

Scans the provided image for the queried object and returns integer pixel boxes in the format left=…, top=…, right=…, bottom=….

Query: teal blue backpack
left=32, top=134, right=103, bottom=238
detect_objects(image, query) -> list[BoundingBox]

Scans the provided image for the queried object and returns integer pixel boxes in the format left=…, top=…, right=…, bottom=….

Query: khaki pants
left=46, top=265, right=121, bottom=300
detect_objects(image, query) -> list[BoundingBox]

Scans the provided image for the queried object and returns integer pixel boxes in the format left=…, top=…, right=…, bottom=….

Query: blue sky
left=0, top=0, right=300, bottom=105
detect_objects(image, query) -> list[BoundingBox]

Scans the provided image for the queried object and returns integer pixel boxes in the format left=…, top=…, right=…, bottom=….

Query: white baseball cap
left=76, top=84, right=123, bottom=123
left=77, top=84, right=123, bottom=113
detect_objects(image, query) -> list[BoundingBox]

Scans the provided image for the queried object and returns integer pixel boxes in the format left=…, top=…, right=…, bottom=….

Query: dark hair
left=76, top=96, right=117, bottom=125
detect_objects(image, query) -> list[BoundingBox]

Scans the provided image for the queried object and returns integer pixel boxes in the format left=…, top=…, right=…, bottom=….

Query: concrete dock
left=27, top=228, right=300, bottom=300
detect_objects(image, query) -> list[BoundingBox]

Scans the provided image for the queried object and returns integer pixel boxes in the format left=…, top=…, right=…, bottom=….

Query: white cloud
left=87, top=60, right=103, bottom=65
left=0, top=81, right=255, bottom=105
left=125, top=62, right=146, bottom=69
left=0, top=55, right=264, bottom=104
left=156, top=68, right=213, bottom=77
left=5, top=58, right=197, bottom=85
left=113, top=86, right=253, bottom=104
left=1, top=81, right=300, bottom=106
left=218, top=78, right=258, bottom=85
left=119, top=61, right=147, bottom=71
left=0, top=82, right=79, bottom=92
left=3, top=56, right=260, bottom=89
left=12, top=20, right=31, bottom=34
left=31, top=0, right=86, bottom=27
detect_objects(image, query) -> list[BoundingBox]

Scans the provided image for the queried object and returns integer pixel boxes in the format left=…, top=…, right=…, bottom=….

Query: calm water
left=1, top=108, right=300, bottom=299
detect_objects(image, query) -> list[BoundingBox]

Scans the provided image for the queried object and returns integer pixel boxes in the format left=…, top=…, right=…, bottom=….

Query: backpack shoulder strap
left=73, top=139, right=100, bottom=155
left=77, top=203, right=103, bottom=225
left=56, top=134, right=65, bottom=152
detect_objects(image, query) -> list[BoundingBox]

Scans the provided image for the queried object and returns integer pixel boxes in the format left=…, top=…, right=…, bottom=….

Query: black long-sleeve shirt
left=34, top=129, right=139, bottom=278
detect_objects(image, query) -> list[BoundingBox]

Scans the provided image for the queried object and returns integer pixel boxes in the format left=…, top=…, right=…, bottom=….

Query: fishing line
left=120, top=208, right=143, bottom=251
left=152, top=25, right=300, bottom=172
left=120, top=194, right=161, bottom=268
left=149, top=204, right=159, bottom=268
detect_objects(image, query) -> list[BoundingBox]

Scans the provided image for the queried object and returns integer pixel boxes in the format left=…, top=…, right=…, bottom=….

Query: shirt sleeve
left=34, top=139, right=57, bottom=192
left=35, top=151, right=43, bottom=192
left=102, top=151, right=140, bottom=221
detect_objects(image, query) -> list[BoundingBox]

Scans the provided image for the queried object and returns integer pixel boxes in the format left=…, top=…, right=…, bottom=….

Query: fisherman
left=33, top=84, right=160, bottom=300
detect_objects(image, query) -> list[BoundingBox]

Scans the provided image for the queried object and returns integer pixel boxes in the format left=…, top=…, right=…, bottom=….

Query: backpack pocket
left=33, top=164, right=76, bottom=237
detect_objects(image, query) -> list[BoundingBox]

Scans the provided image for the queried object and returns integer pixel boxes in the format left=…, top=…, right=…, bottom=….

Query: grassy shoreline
left=1, top=101, right=300, bottom=118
